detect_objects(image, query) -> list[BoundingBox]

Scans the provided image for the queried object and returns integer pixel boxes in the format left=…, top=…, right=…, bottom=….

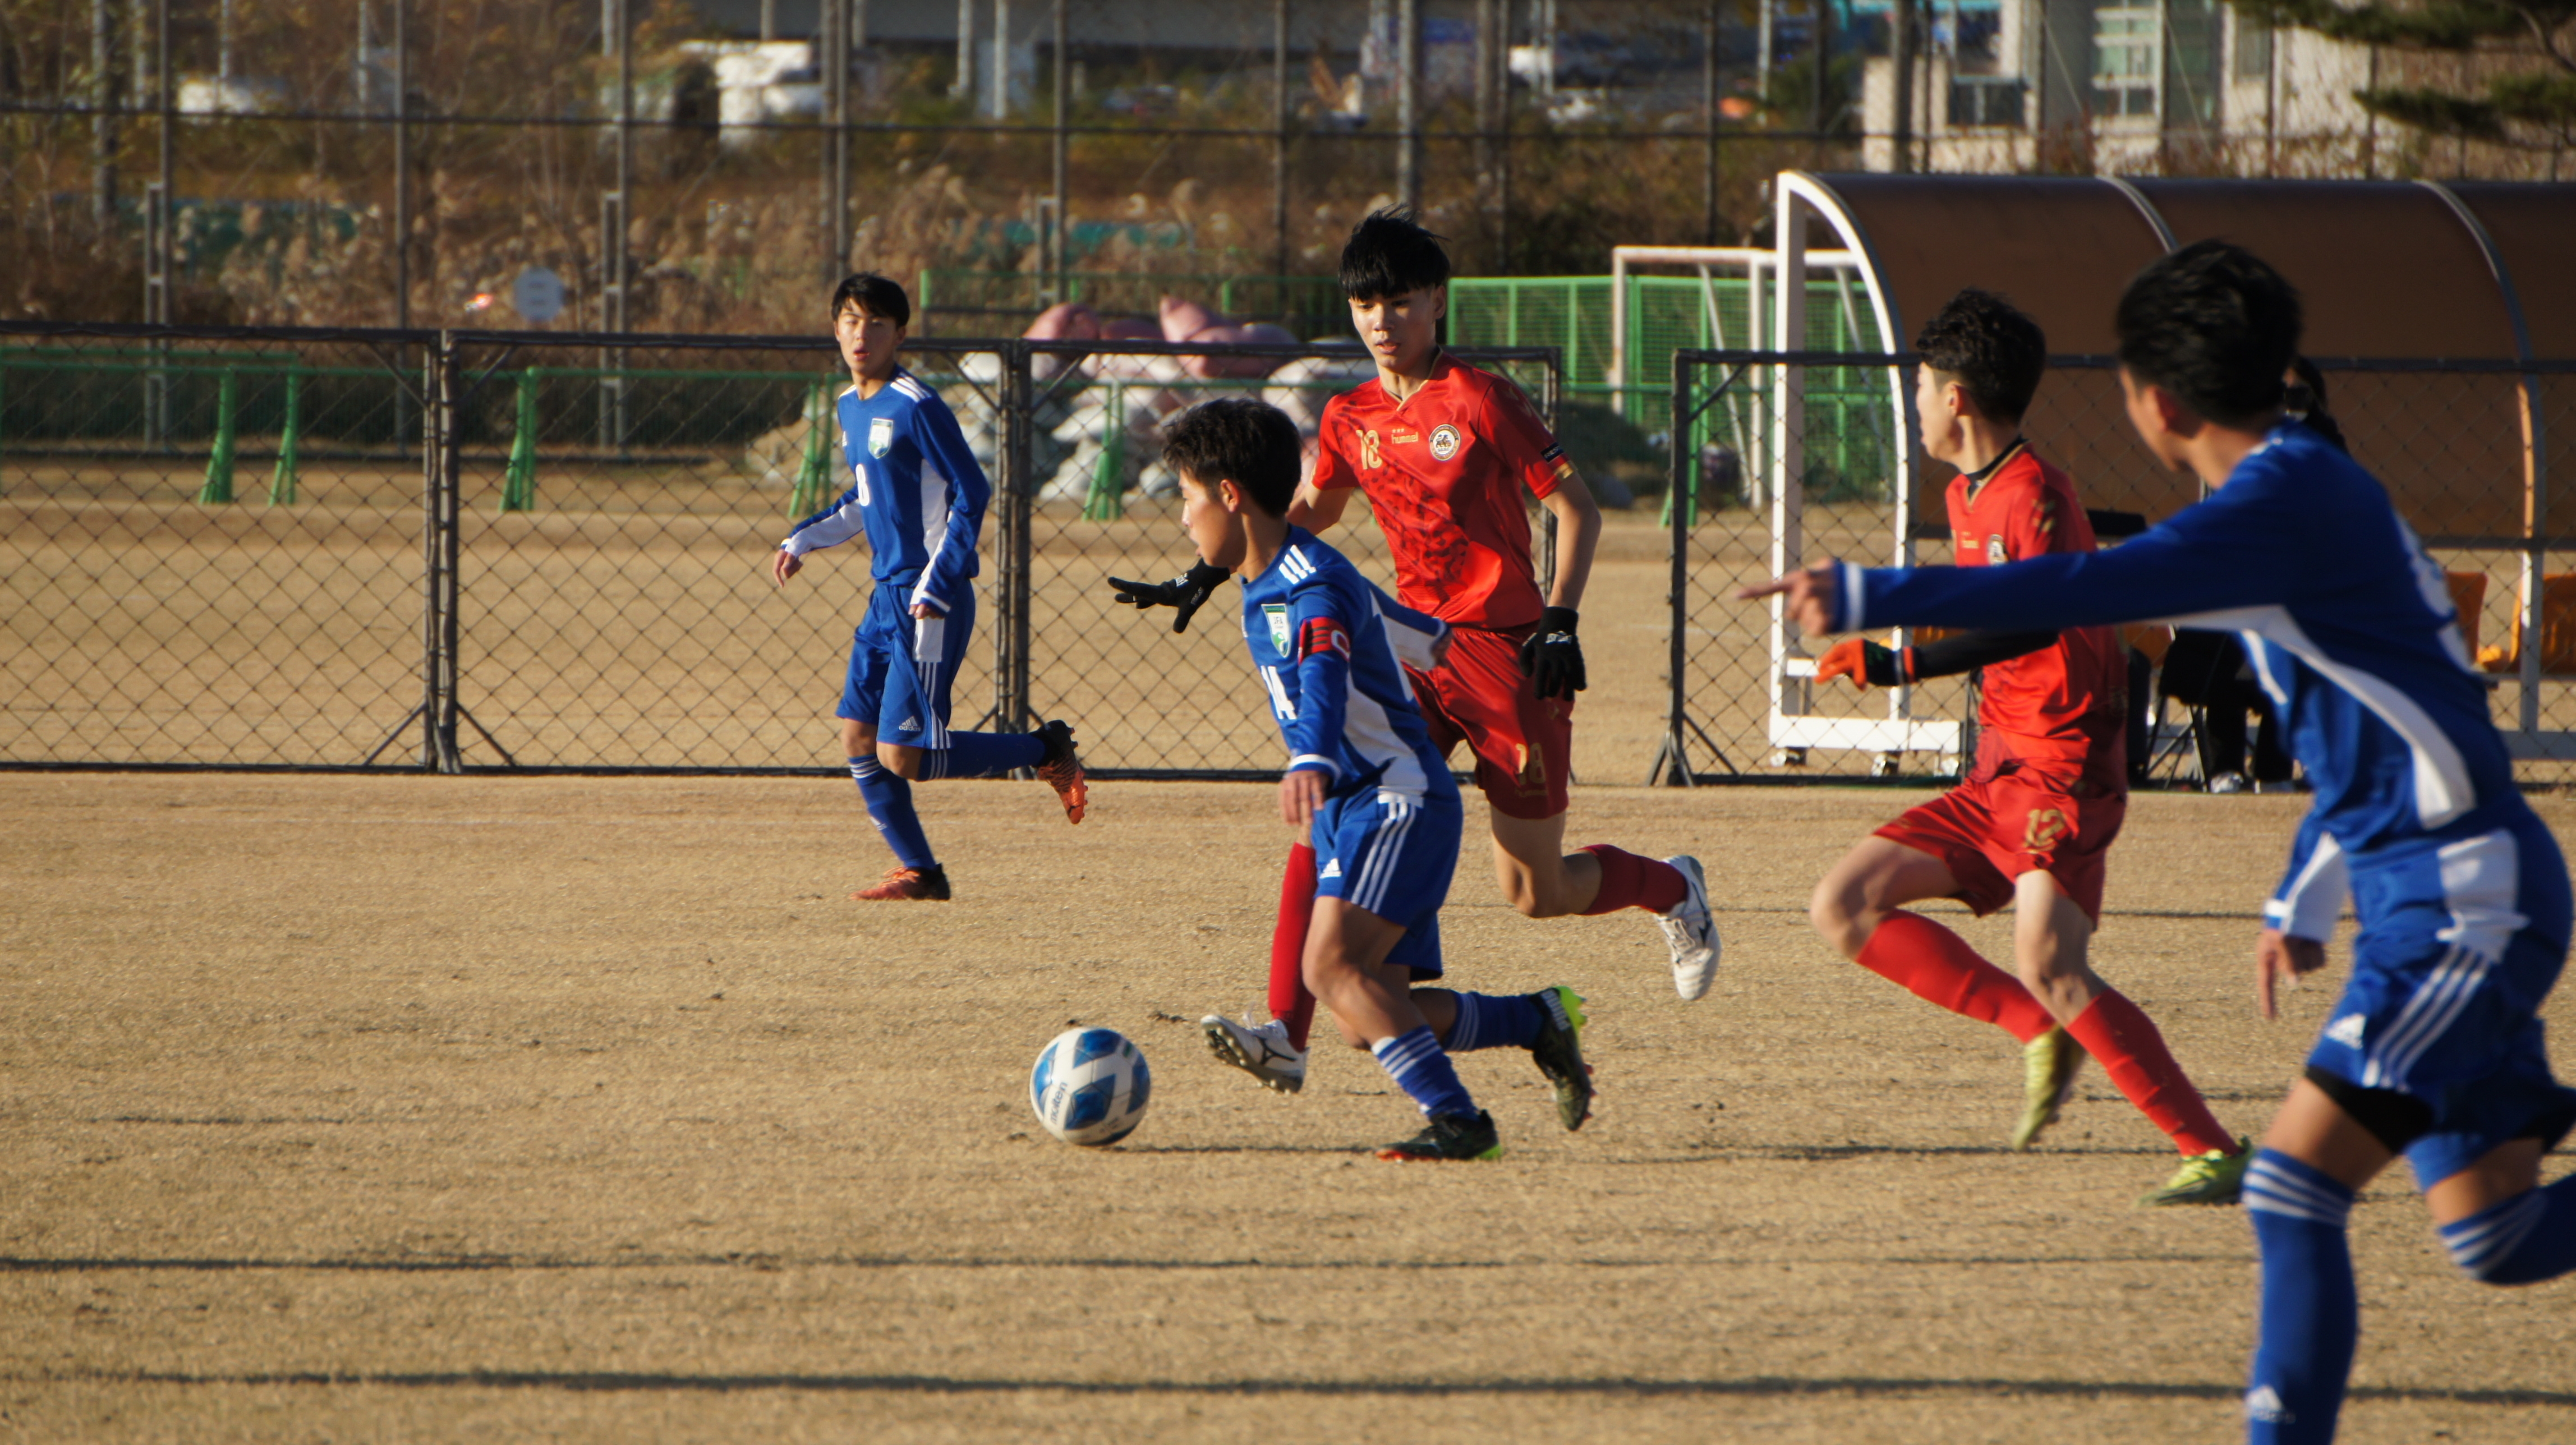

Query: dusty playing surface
left=4, top=775, right=2573, bottom=1442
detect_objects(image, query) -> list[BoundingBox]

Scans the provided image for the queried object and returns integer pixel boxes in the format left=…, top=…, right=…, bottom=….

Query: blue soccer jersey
left=780, top=370, right=988, bottom=615
left=1825, top=423, right=2532, bottom=909
left=1824, top=421, right=2576, bottom=1176
left=1241, top=528, right=1457, bottom=803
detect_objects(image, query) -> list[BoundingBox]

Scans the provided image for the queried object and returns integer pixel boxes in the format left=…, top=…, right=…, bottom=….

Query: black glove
left=1106, top=560, right=1234, bottom=634
left=1519, top=605, right=1587, bottom=700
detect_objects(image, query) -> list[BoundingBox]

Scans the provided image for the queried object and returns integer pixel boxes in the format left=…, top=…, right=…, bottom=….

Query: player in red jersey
left=1804, top=289, right=2249, bottom=1206
left=1114, top=211, right=1719, bottom=1101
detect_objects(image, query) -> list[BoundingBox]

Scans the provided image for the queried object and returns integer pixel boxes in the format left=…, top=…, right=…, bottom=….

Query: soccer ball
left=1029, top=1027, right=1152, bottom=1147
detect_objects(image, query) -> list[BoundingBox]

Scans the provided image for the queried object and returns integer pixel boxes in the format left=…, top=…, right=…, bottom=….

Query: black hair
left=1913, top=289, right=2046, bottom=424
left=2284, top=355, right=2349, bottom=453
left=830, top=271, right=911, bottom=328
left=2114, top=240, right=2302, bottom=427
left=1161, top=398, right=1303, bottom=517
left=1337, top=209, right=1452, bottom=302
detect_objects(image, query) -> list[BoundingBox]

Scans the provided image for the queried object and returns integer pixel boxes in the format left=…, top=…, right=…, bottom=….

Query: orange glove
left=1816, top=638, right=1871, bottom=690
left=1816, top=638, right=1903, bottom=690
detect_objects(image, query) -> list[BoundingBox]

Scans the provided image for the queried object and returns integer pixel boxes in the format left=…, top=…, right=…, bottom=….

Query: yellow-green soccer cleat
left=2137, top=1137, right=2254, bottom=1208
left=1529, top=985, right=1594, bottom=1131
left=2012, top=1027, right=2086, bottom=1151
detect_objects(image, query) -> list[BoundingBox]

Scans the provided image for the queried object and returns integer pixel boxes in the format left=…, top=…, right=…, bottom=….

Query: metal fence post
left=1001, top=339, right=1035, bottom=738
left=427, top=329, right=464, bottom=772
left=1653, top=350, right=1694, bottom=786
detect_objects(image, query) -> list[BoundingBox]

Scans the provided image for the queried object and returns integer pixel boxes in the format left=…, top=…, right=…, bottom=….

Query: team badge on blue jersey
left=1263, top=603, right=1291, bottom=655
left=868, top=416, right=895, bottom=457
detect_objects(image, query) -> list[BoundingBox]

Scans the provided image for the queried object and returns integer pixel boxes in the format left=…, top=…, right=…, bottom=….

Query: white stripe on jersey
left=1279, top=546, right=1315, bottom=583
left=2163, top=604, right=2476, bottom=828
left=2434, top=827, right=2527, bottom=958
left=1344, top=685, right=1429, bottom=795
left=2362, top=944, right=2495, bottom=1088
left=891, top=375, right=932, bottom=404
left=1260, top=666, right=1297, bottom=720
left=2266, top=830, right=2348, bottom=940
left=1352, top=795, right=1416, bottom=913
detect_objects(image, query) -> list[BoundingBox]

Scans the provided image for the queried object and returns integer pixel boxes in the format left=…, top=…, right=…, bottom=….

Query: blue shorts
left=1312, top=785, right=1463, bottom=979
left=836, top=578, right=974, bottom=749
left=2307, top=818, right=2576, bottom=1189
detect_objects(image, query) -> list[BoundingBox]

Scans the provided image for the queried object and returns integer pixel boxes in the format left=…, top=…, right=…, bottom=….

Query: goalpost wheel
left=267, top=366, right=302, bottom=506
left=500, top=369, right=539, bottom=513
left=197, top=367, right=239, bottom=505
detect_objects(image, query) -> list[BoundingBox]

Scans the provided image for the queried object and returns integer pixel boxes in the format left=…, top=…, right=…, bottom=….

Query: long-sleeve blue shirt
left=1823, top=423, right=2527, bottom=937
left=779, top=371, right=988, bottom=614
left=1240, top=528, right=1457, bottom=804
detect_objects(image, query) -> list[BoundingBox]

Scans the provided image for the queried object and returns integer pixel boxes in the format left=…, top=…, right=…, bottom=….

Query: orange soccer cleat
left=850, top=865, right=951, bottom=901
left=1034, top=719, right=1089, bottom=825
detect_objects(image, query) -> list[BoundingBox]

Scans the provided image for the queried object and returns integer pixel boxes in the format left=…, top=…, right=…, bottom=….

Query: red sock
left=1577, top=845, right=1689, bottom=915
left=1855, top=912, right=2057, bottom=1044
left=1268, top=844, right=1319, bottom=1052
left=2065, top=990, right=2235, bottom=1157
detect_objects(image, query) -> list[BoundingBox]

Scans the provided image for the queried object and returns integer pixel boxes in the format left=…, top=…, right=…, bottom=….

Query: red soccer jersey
left=1310, top=354, right=1573, bottom=631
left=1946, top=448, right=2128, bottom=782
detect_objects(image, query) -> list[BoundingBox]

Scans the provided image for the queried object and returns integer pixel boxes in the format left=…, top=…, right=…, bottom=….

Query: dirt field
left=4, top=774, right=2572, bottom=1442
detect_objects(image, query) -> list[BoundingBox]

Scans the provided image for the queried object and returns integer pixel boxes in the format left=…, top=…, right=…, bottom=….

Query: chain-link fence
left=1, top=320, right=1556, bottom=776
left=1654, top=348, right=2576, bottom=785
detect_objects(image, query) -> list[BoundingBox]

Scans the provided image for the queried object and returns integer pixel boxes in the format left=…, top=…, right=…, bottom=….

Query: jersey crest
left=1986, top=533, right=2009, bottom=565
left=1428, top=424, right=1462, bottom=461
left=868, top=416, right=894, bottom=457
left=1262, top=603, right=1291, bottom=655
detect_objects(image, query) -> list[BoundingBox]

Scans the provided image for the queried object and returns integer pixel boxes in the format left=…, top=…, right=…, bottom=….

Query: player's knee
left=876, top=744, right=923, bottom=779
left=1809, top=879, right=1868, bottom=955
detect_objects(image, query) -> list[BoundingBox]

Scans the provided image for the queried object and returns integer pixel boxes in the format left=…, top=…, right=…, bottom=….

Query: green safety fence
left=500, top=370, right=539, bottom=513
left=790, top=379, right=836, bottom=519
left=195, top=369, right=238, bottom=504
left=268, top=367, right=301, bottom=505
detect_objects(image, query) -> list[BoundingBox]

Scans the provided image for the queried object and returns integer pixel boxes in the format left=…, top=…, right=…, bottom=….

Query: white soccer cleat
left=1200, top=1014, right=1307, bottom=1094
left=1658, top=855, right=1722, bottom=1000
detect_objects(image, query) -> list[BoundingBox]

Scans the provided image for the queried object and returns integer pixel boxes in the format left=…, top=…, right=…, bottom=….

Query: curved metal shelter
left=1756, top=172, right=2576, bottom=767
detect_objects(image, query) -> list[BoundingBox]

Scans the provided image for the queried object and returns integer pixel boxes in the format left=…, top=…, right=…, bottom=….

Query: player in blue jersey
left=1748, top=242, right=2576, bottom=1444
left=772, top=273, right=1089, bottom=900
left=1161, top=395, right=1594, bottom=1159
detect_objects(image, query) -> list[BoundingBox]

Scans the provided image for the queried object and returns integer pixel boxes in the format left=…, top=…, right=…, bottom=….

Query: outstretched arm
left=1746, top=496, right=2294, bottom=638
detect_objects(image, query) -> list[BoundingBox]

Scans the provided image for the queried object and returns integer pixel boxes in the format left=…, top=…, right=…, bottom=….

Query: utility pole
left=601, top=0, right=632, bottom=448
left=1703, top=0, right=1721, bottom=243
left=1395, top=0, right=1420, bottom=214
left=1811, top=0, right=1835, bottom=160
left=1889, top=0, right=1913, bottom=172
left=1759, top=0, right=1774, bottom=96
left=146, top=0, right=172, bottom=448
left=1272, top=0, right=1291, bottom=281
left=953, top=0, right=974, bottom=98
left=1052, top=0, right=1069, bottom=290
left=823, top=0, right=848, bottom=280
left=394, top=0, right=411, bottom=327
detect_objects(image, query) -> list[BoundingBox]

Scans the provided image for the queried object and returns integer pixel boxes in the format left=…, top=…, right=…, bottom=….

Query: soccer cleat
left=1034, top=719, right=1088, bottom=824
left=1377, top=1109, right=1503, bottom=1162
left=2012, top=1027, right=2086, bottom=1151
left=1528, top=985, right=1594, bottom=1131
left=2207, top=771, right=2249, bottom=795
left=1200, top=1013, right=1308, bottom=1094
left=2137, top=1137, right=2255, bottom=1208
left=850, top=865, right=951, bottom=901
left=1657, top=855, right=1722, bottom=1000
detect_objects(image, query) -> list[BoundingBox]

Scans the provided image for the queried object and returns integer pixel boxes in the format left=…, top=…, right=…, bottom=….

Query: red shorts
left=1407, top=624, right=1572, bottom=821
left=1874, top=763, right=2126, bottom=924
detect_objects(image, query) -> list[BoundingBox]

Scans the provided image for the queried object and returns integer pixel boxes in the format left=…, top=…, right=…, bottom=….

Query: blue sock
left=1372, top=1025, right=1478, bottom=1119
left=917, top=730, right=1045, bottom=781
left=850, top=757, right=936, bottom=871
left=2242, top=1149, right=2359, bottom=1444
left=2439, top=1174, right=2576, bottom=1285
left=1445, top=992, right=1544, bottom=1053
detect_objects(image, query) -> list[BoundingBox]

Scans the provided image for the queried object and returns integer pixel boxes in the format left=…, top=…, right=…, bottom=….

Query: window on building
left=2233, top=9, right=2272, bottom=77
left=2091, top=6, right=2158, bottom=117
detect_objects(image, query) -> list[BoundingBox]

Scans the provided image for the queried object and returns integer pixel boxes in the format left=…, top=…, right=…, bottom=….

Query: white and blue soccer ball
left=1030, top=1027, right=1152, bottom=1147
